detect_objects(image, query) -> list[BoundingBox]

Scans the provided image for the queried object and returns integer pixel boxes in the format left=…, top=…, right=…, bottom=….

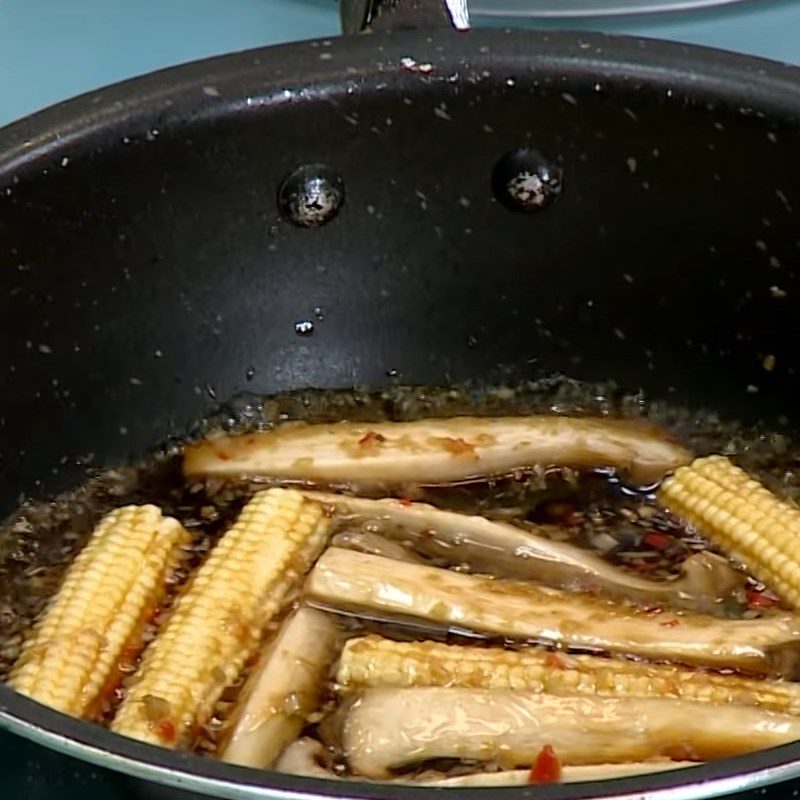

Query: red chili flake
left=643, top=531, right=671, bottom=551
left=544, top=653, right=567, bottom=669
left=436, top=436, right=477, bottom=457
left=244, top=650, right=261, bottom=669
left=664, top=743, right=700, bottom=761
left=398, top=498, right=412, bottom=507
left=582, top=581, right=601, bottom=597
left=421, top=528, right=437, bottom=539
left=544, top=650, right=578, bottom=669
left=545, top=502, right=581, bottom=527
left=120, top=640, right=142, bottom=660
left=660, top=618, right=681, bottom=628
left=747, top=589, right=778, bottom=609
left=143, top=603, right=164, bottom=625
left=528, top=744, right=562, bottom=784
left=358, top=431, right=386, bottom=451
left=154, top=718, right=177, bottom=742
left=216, top=451, right=232, bottom=461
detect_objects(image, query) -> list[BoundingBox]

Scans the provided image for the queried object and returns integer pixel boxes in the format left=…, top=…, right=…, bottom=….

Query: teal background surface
left=1, top=0, right=800, bottom=128
left=1, top=0, right=800, bottom=796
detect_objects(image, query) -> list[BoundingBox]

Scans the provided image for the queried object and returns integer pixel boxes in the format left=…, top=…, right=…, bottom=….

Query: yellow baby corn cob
left=659, top=455, right=800, bottom=608
left=9, top=505, right=189, bottom=719
left=111, top=488, right=330, bottom=748
left=337, top=636, right=800, bottom=714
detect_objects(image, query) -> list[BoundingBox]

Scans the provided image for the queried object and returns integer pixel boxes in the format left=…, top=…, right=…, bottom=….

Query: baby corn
left=111, top=488, right=330, bottom=748
left=659, top=456, right=800, bottom=608
left=9, top=505, right=189, bottom=719
left=337, top=636, right=800, bottom=714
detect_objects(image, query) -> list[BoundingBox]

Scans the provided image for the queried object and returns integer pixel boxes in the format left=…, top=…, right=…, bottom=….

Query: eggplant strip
left=305, top=492, right=742, bottom=614
left=330, top=529, right=425, bottom=564
left=184, top=415, right=691, bottom=487
left=275, top=737, right=699, bottom=786
left=341, top=688, right=800, bottom=778
left=220, top=607, right=340, bottom=769
left=424, top=762, right=699, bottom=787
left=306, top=548, right=800, bottom=676
left=275, top=737, right=339, bottom=779
left=336, top=635, right=800, bottom=714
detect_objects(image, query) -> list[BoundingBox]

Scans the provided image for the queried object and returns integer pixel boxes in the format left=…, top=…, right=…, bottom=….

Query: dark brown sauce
left=1, top=378, right=799, bottom=769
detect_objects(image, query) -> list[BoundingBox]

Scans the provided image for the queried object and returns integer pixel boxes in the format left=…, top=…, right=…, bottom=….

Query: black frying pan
left=1, top=1, right=800, bottom=798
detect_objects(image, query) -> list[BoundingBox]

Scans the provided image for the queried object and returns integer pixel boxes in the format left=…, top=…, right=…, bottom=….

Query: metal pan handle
left=340, top=0, right=469, bottom=35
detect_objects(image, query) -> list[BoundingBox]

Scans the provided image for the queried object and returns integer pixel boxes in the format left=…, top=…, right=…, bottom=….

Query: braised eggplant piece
left=341, top=688, right=800, bottom=778
left=221, top=607, right=340, bottom=768
left=305, top=492, right=742, bottom=614
left=422, top=761, right=699, bottom=787
left=184, top=415, right=691, bottom=488
left=330, top=529, right=425, bottom=564
left=7, top=388, right=800, bottom=787
left=276, top=737, right=699, bottom=786
left=306, top=548, right=800, bottom=676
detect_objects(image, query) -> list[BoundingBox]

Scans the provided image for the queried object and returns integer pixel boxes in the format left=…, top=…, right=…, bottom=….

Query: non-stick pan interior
left=1, top=29, right=800, bottom=511
left=1, top=26, right=800, bottom=800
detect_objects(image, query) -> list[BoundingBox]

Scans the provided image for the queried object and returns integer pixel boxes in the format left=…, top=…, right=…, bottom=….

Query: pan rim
left=5, top=682, right=800, bottom=800
left=2, top=25, right=800, bottom=800
left=1, top=27, right=800, bottom=171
